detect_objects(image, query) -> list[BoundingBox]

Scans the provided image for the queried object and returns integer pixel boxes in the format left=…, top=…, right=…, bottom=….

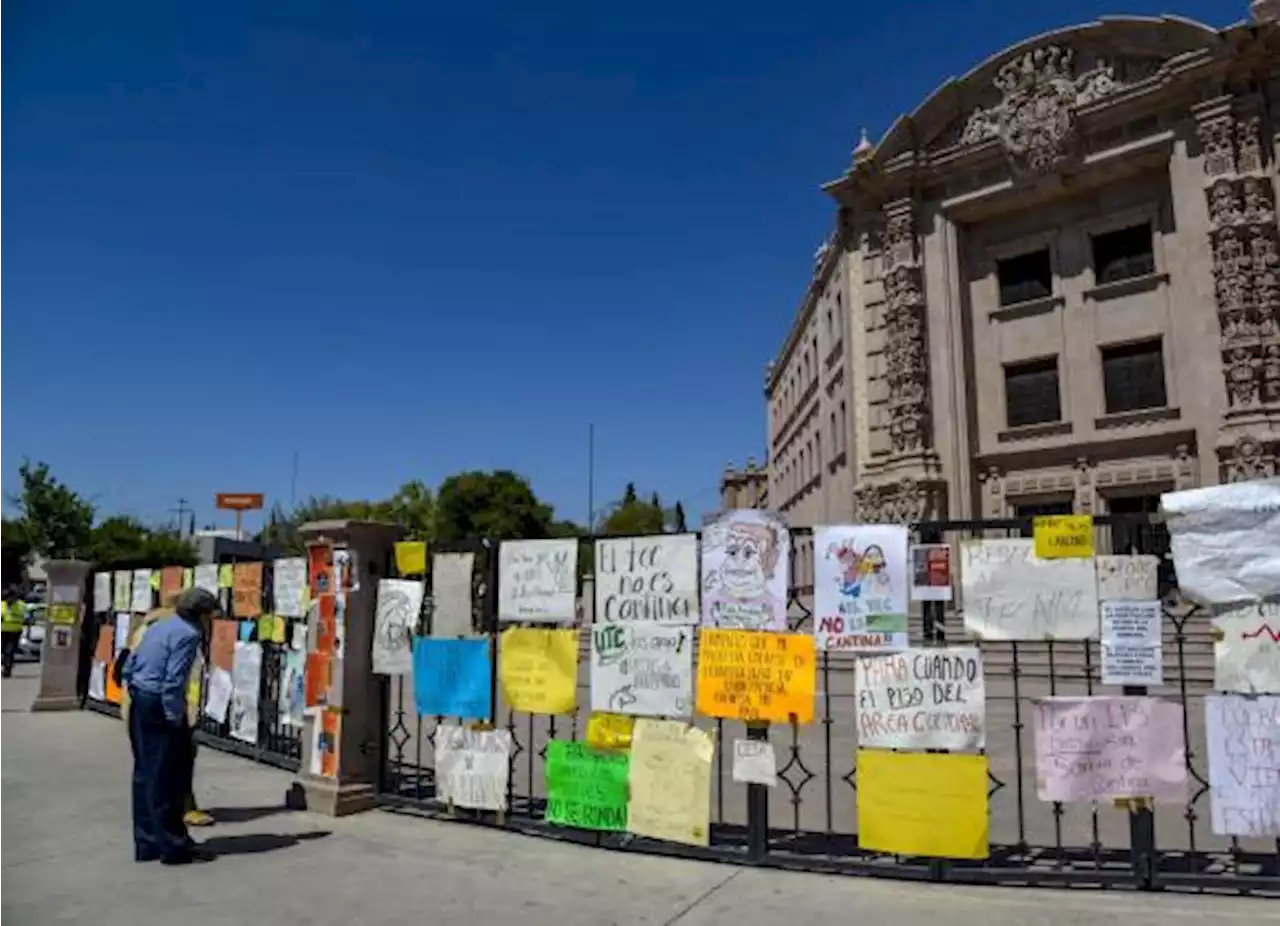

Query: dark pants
left=128, top=690, right=193, bottom=861
left=1, top=630, right=21, bottom=675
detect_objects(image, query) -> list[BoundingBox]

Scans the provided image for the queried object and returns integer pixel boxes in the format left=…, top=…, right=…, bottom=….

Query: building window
left=1014, top=500, right=1073, bottom=518
left=997, top=248, right=1052, bottom=306
left=1092, top=222, right=1154, bottom=285
left=1102, top=340, right=1167, bottom=414
left=1004, top=358, right=1061, bottom=428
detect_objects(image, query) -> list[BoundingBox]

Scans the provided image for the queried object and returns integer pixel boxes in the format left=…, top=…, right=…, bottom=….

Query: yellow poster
left=395, top=541, right=427, bottom=576
left=149, top=571, right=161, bottom=590
left=627, top=718, right=713, bottom=846
left=499, top=627, right=578, bottom=714
left=257, top=612, right=276, bottom=640
left=49, top=604, right=78, bottom=625
left=269, top=615, right=287, bottom=644
left=1033, top=515, right=1094, bottom=559
left=218, top=564, right=234, bottom=588
left=696, top=629, right=815, bottom=724
left=182, top=568, right=194, bottom=589
left=586, top=712, right=634, bottom=751
left=856, top=749, right=989, bottom=860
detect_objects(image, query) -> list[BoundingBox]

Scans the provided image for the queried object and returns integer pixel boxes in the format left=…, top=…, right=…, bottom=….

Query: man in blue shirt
left=122, top=587, right=219, bottom=864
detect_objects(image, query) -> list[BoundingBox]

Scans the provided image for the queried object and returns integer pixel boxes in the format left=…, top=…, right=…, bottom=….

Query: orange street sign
left=216, top=493, right=265, bottom=511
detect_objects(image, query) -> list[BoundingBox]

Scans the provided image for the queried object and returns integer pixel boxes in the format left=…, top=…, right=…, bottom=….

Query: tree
left=599, top=484, right=666, bottom=536
left=2, top=518, right=33, bottom=586
left=7, top=460, right=94, bottom=558
left=434, top=470, right=553, bottom=541
left=672, top=501, right=688, bottom=533
left=85, top=516, right=197, bottom=570
left=388, top=479, right=435, bottom=541
left=622, top=483, right=638, bottom=505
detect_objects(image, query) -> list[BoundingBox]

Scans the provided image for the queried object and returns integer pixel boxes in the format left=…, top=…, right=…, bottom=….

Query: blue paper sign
left=238, top=621, right=254, bottom=642
left=412, top=638, right=493, bottom=720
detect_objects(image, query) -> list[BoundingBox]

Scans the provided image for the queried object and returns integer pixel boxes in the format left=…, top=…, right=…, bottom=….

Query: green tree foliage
left=600, top=485, right=666, bottom=536
left=435, top=470, right=553, bottom=541
left=7, top=460, right=94, bottom=558
left=2, top=518, right=34, bottom=585
left=86, top=516, right=197, bottom=570
left=387, top=479, right=435, bottom=540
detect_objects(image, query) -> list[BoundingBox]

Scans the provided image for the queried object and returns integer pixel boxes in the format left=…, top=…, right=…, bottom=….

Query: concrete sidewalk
left=1, top=663, right=1272, bottom=926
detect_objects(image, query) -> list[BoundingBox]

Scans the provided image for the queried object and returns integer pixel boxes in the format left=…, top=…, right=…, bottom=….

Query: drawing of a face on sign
left=827, top=540, right=891, bottom=599
left=701, top=511, right=790, bottom=630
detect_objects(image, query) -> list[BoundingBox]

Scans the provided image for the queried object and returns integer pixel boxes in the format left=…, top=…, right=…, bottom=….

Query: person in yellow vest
left=116, top=595, right=214, bottom=828
left=1, top=587, right=29, bottom=677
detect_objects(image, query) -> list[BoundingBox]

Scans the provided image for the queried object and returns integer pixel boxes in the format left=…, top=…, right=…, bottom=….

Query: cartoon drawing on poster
left=731, top=739, right=777, bottom=787
left=814, top=524, right=909, bottom=651
left=194, top=564, right=219, bottom=595
left=910, top=544, right=953, bottom=602
left=700, top=510, right=790, bottom=630
left=855, top=647, right=986, bottom=751
left=203, top=667, right=233, bottom=723
left=279, top=649, right=306, bottom=727
left=960, top=539, right=1099, bottom=641
left=431, top=552, right=475, bottom=637
left=590, top=622, right=693, bottom=717
left=373, top=579, right=424, bottom=675
left=627, top=719, right=714, bottom=847
left=498, top=539, right=578, bottom=624
left=113, top=571, right=132, bottom=612
left=594, top=534, right=699, bottom=624
left=272, top=558, right=307, bottom=617
left=93, top=573, right=112, bottom=612
left=1212, top=599, right=1280, bottom=694
left=230, top=642, right=262, bottom=743
left=1204, top=695, right=1279, bottom=837
left=434, top=724, right=513, bottom=811
left=1095, top=555, right=1159, bottom=602
left=130, top=569, right=152, bottom=612
left=1100, top=600, right=1163, bottom=686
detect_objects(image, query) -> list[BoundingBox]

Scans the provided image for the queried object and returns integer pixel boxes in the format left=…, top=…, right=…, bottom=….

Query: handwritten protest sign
left=1100, top=600, right=1163, bottom=686
left=130, top=569, right=152, bottom=612
left=1212, top=599, right=1280, bottom=694
left=696, top=629, right=815, bottom=724
left=1095, top=555, right=1159, bottom=601
left=731, top=739, right=777, bottom=787
left=232, top=562, right=263, bottom=618
left=594, top=533, right=698, bottom=624
left=412, top=638, right=493, bottom=720
left=544, top=741, right=629, bottom=831
left=230, top=642, right=262, bottom=744
left=1162, top=478, right=1280, bottom=605
left=160, top=567, right=184, bottom=603
left=278, top=650, right=305, bottom=727
left=93, top=573, right=112, bottom=613
left=854, top=647, right=985, bottom=751
left=431, top=552, right=475, bottom=637
left=1033, top=515, right=1094, bottom=559
left=910, top=544, right=952, bottom=602
left=585, top=713, right=635, bottom=751
left=590, top=622, right=693, bottom=717
left=498, top=539, right=578, bottom=624
left=203, top=667, right=233, bottom=723
left=960, top=539, right=1099, bottom=641
left=373, top=579, right=423, bottom=675
left=700, top=510, right=790, bottom=630
left=498, top=628, right=578, bottom=714
left=1033, top=696, right=1186, bottom=801
left=813, top=524, right=909, bottom=652
left=272, top=558, right=307, bottom=617
left=1204, top=695, right=1279, bottom=837
left=628, top=719, right=714, bottom=846
left=394, top=541, right=427, bottom=576
left=113, top=571, right=132, bottom=612
left=857, top=750, right=990, bottom=859
left=434, top=724, right=512, bottom=811
left=194, top=564, right=219, bottom=596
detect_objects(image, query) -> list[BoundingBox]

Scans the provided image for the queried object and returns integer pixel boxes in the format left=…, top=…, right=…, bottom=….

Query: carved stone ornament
left=852, top=477, right=942, bottom=524
left=1225, top=435, right=1276, bottom=482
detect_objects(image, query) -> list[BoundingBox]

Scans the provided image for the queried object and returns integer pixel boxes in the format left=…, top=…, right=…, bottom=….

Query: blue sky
left=3, top=0, right=1236, bottom=532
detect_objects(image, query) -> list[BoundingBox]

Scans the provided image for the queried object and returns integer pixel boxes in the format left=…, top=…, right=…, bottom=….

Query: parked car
left=18, top=604, right=45, bottom=660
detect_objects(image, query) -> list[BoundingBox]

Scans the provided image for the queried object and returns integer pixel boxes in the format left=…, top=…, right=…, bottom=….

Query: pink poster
left=1033, top=696, right=1187, bottom=802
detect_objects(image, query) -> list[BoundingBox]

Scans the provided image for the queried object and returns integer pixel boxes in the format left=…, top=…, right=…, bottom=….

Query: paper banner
left=699, top=510, right=791, bottom=630
left=210, top=619, right=237, bottom=672
left=411, top=638, right=493, bottom=720
left=498, top=539, right=578, bottom=624
left=373, top=579, right=424, bottom=675
left=544, top=740, right=629, bottom=831
left=112, top=570, right=132, bottom=612
left=910, top=544, right=953, bottom=602
left=585, top=713, right=635, bottom=751
left=1162, top=478, right=1280, bottom=605
left=1204, top=694, right=1279, bottom=837
left=1212, top=599, right=1280, bottom=694
left=93, top=573, right=112, bottom=612
left=814, top=524, right=909, bottom=651
left=627, top=719, right=713, bottom=846
left=431, top=552, right=476, bottom=637
left=279, top=650, right=306, bottom=727
left=499, top=627, right=579, bottom=714
left=203, top=667, right=233, bottom=723
left=1100, top=600, right=1163, bottom=686
left=1033, top=515, right=1094, bottom=559
left=194, top=564, right=219, bottom=595
left=590, top=622, right=693, bottom=717
left=229, top=642, right=262, bottom=743
left=435, top=724, right=512, bottom=811
left=854, top=647, right=986, bottom=751
left=232, top=562, right=263, bottom=617
left=695, top=629, right=815, bottom=724
left=593, top=533, right=699, bottom=625
left=732, top=739, right=777, bottom=787
left=160, top=567, right=184, bottom=603
left=857, top=749, right=990, bottom=859
left=394, top=541, right=427, bottom=576
left=272, top=558, right=307, bottom=617
left=1095, top=555, right=1159, bottom=601
left=130, top=570, right=152, bottom=612
left=960, top=538, right=1099, bottom=641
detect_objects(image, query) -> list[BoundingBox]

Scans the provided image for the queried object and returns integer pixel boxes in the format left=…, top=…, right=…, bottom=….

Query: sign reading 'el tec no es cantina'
left=594, top=534, right=699, bottom=624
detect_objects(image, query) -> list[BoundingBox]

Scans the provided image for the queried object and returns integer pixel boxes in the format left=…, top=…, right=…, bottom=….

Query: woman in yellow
left=117, top=598, right=215, bottom=828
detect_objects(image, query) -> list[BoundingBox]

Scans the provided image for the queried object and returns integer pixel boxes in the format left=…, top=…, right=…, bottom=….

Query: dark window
left=1004, top=358, right=1061, bottom=428
left=1108, top=494, right=1175, bottom=594
left=997, top=249, right=1052, bottom=306
left=1092, top=222, right=1155, bottom=284
left=1014, top=500, right=1073, bottom=518
left=1102, top=340, right=1167, bottom=414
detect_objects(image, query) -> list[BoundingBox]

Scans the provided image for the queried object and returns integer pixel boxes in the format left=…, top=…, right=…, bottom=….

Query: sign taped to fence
left=910, top=544, right=953, bottom=602
left=857, top=749, right=990, bottom=859
left=1204, top=695, right=1279, bottom=837
left=544, top=740, right=629, bottom=831
left=272, top=558, right=307, bottom=617
left=88, top=662, right=107, bottom=702
left=1100, top=600, right=1163, bottom=686
left=590, top=622, right=693, bottom=717
left=1034, top=696, right=1186, bottom=802
left=431, top=552, right=476, bottom=637
left=499, top=627, right=578, bottom=714
left=229, top=642, right=261, bottom=743
left=412, top=638, right=493, bottom=720
left=114, top=613, right=132, bottom=656
left=700, top=510, right=790, bottom=631
left=160, top=567, right=184, bottom=603
left=696, top=629, right=815, bottom=724
left=594, top=533, right=699, bottom=624
left=813, top=524, right=909, bottom=652
left=203, top=667, right=233, bottom=723
left=93, top=623, right=114, bottom=664
left=113, top=570, right=132, bottom=612
left=130, top=570, right=152, bottom=612
left=1095, top=555, right=1159, bottom=601
left=960, top=538, right=1099, bottom=641
left=498, top=539, right=578, bottom=624
left=854, top=647, right=985, bottom=751
left=279, top=649, right=306, bottom=727
left=93, top=573, right=111, bottom=612
left=1212, top=599, right=1280, bottom=694
left=1033, top=515, right=1094, bottom=559
left=372, top=579, right=423, bottom=675
left=232, top=562, right=263, bottom=618
left=194, top=564, right=219, bottom=596
left=394, top=541, right=427, bottom=576
left=585, top=712, right=635, bottom=751
left=628, top=719, right=714, bottom=847
left=435, top=724, right=512, bottom=811
left=731, top=739, right=777, bottom=787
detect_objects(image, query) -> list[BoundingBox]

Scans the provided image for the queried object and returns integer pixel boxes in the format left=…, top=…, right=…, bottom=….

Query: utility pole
left=170, top=498, right=192, bottom=538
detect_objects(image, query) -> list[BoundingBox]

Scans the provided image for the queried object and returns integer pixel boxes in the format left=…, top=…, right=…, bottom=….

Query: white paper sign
left=498, top=539, right=578, bottom=624
left=431, top=552, right=475, bottom=637
left=590, top=622, right=694, bottom=717
left=434, top=724, right=512, bottom=811
left=1100, top=600, right=1164, bottom=686
left=194, top=564, right=219, bottom=595
left=112, top=571, right=132, bottom=612
left=114, top=613, right=132, bottom=656
left=272, top=558, right=307, bottom=617
left=960, top=539, right=1099, bottom=641
left=1162, top=478, right=1280, bottom=605
left=204, top=667, right=233, bottom=723
left=731, top=739, right=777, bottom=787
left=1213, top=599, right=1280, bottom=694
left=290, top=621, right=308, bottom=652
left=595, top=533, right=699, bottom=625
left=1205, top=694, right=1280, bottom=837
left=1095, top=555, right=1159, bottom=601
left=279, top=650, right=306, bottom=727
left=854, top=647, right=986, bottom=750
left=813, top=525, right=909, bottom=651
left=93, top=573, right=112, bottom=613
left=130, top=569, right=152, bottom=612
left=373, top=579, right=423, bottom=675
left=700, top=510, right=791, bottom=630
left=88, top=662, right=107, bottom=701
left=230, top=642, right=262, bottom=743
left=48, top=583, right=78, bottom=605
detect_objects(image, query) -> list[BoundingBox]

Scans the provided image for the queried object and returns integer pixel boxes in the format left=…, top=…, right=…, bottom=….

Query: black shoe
left=161, top=846, right=215, bottom=865
left=135, top=850, right=161, bottom=863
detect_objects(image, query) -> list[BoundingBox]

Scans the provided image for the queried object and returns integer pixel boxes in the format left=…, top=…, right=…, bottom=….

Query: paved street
left=1, top=663, right=1273, bottom=926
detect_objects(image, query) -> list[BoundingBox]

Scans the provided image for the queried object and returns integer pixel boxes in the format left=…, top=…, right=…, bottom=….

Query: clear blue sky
left=3, top=0, right=1236, bottom=532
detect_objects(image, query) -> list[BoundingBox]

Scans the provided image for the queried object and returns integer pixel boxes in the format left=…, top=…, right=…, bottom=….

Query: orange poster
left=233, top=562, right=264, bottom=617
left=210, top=619, right=238, bottom=672
left=308, top=543, right=334, bottom=597
left=315, top=594, right=336, bottom=656
left=160, top=567, right=184, bottom=603
left=105, top=667, right=123, bottom=705
left=93, top=623, right=114, bottom=664
left=317, top=708, right=342, bottom=777
left=305, top=652, right=332, bottom=707
left=695, top=628, right=816, bottom=725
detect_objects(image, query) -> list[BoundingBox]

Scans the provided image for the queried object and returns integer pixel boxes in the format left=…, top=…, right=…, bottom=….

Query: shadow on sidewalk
left=200, top=830, right=330, bottom=857
left=206, top=805, right=295, bottom=824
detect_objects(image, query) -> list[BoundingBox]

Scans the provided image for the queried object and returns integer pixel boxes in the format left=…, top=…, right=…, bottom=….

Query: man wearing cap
left=121, top=587, right=219, bottom=864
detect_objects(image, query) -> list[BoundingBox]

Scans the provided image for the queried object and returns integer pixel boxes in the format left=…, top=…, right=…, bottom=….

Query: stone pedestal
left=32, top=560, right=93, bottom=712
left=293, top=519, right=402, bottom=816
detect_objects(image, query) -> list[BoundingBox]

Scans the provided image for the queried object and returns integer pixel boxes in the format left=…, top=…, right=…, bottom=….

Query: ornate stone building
left=733, top=9, right=1280, bottom=562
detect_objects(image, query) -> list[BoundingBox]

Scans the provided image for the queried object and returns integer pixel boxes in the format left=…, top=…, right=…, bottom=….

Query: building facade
left=726, top=9, right=1280, bottom=575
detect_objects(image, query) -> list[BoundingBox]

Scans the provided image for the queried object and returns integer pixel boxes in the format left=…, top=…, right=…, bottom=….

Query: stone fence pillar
left=32, top=559, right=93, bottom=712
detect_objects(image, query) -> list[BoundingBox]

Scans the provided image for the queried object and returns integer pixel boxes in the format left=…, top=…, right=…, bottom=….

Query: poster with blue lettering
left=813, top=525, right=909, bottom=652
left=412, top=637, right=493, bottom=720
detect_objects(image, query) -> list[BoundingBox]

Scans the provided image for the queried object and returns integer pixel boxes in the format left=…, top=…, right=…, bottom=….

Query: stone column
left=32, top=559, right=93, bottom=712
left=293, top=519, right=402, bottom=816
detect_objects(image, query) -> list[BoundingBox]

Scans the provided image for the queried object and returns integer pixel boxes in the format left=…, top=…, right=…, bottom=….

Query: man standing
left=1, top=587, right=28, bottom=677
left=122, top=587, right=219, bottom=864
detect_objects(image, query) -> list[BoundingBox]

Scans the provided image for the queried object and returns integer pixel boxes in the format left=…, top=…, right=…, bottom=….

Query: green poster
left=544, top=740, right=629, bottom=831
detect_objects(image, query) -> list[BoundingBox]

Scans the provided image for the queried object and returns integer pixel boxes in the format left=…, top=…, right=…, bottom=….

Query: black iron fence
left=378, top=514, right=1278, bottom=897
